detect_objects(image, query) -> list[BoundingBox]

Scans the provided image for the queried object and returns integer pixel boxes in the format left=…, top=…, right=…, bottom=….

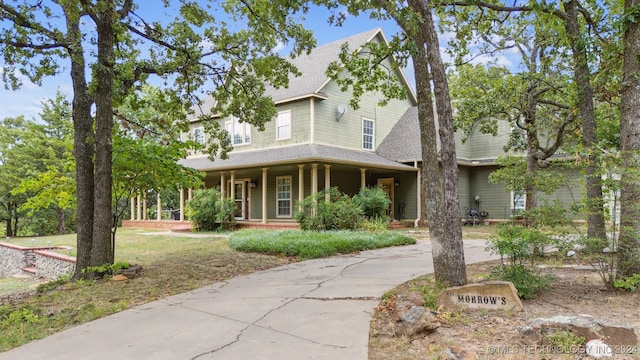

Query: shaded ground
left=369, top=260, right=640, bottom=359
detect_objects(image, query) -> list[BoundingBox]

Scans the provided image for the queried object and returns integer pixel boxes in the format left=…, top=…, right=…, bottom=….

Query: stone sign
left=436, top=281, right=524, bottom=312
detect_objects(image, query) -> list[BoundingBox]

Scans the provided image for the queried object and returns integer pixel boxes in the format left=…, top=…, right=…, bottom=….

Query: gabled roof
left=193, top=28, right=417, bottom=116
left=179, top=143, right=416, bottom=172
left=376, top=107, right=425, bottom=163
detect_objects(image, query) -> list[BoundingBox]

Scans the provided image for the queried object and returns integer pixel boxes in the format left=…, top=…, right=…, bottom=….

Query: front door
left=234, top=181, right=246, bottom=220
left=377, top=178, right=395, bottom=219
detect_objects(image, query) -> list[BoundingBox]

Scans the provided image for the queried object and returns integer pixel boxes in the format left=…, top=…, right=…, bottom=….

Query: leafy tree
left=449, top=56, right=579, bottom=218
left=442, top=0, right=615, bottom=241
left=0, top=116, right=30, bottom=237
left=11, top=93, right=76, bottom=235
left=0, top=1, right=316, bottom=278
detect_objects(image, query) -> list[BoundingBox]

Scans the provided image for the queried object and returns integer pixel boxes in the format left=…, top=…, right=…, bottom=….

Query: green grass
left=228, top=229, right=416, bottom=259
left=0, top=278, right=36, bottom=296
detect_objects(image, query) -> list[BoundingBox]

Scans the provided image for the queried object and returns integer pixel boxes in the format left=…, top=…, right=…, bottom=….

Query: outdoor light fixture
left=336, top=104, right=348, bottom=121
left=249, top=180, right=257, bottom=188
left=394, top=181, right=400, bottom=187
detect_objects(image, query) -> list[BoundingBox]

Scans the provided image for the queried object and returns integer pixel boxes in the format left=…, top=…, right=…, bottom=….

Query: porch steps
left=20, top=262, right=37, bottom=277
left=170, top=224, right=193, bottom=233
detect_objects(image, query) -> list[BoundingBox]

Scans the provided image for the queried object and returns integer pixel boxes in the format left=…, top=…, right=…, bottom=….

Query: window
left=276, top=111, right=291, bottom=140
left=276, top=176, right=292, bottom=217
left=511, top=190, right=526, bottom=215
left=363, top=118, right=374, bottom=150
left=193, top=127, right=204, bottom=144
left=225, top=117, right=251, bottom=145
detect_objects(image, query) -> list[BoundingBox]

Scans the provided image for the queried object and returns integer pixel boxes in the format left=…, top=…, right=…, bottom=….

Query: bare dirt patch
left=369, top=260, right=640, bottom=359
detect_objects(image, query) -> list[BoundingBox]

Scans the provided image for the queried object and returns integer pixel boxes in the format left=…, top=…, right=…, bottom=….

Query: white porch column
left=131, top=197, right=135, bottom=220
left=360, top=168, right=366, bottom=190
left=324, top=164, right=331, bottom=202
left=179, top=188, right=185, bottom=221
left=136, top=194, right=141, bottom=220
left=220, top=172, right=226, bottom=200
left=188, top=188, right=193, bottom=201
left=261, top=167, right=268, bottom=224
left=311, top=163, right=318, bottom=196
left=311, top=164, right=318, bottom=216
left=298, top=165, right=305, bottom=211
left=156, top=192, right=162, bottom=221
left=143, top=193, right=147, bottom=220
left=230, top=171, right=236, bottom=202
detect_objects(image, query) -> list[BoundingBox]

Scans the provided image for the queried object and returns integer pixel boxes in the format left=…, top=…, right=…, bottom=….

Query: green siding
left=467, top=120, right=516, bottom=160
left=245, top=101, right=312, bottom=150
left=313, top=69, right=415, bottom=150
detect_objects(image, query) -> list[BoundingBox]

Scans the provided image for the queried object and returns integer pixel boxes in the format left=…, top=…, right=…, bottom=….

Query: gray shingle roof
left=264, top=28, right=383, bottom=102
left=192, top=28, right=387, bottom=116
left=377, top=107, right=427, bottom=162
left=179, top=143, right=416, bottom=171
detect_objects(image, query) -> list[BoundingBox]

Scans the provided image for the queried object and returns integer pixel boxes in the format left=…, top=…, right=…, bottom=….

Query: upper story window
left=193, top=127, right=204, bottom=145
left=363, top=118, right=375, bottom=150
left=276, top=110, right=291, bottom=141
left=225, top=117, right=251, bottom=145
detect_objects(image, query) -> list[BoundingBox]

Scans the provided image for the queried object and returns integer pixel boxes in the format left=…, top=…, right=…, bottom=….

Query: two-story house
left=173, top=27, right=583, bottom=227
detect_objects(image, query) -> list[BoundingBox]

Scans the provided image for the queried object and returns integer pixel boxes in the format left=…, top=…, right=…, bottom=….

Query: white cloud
left=272, top=41, right=286, bottom=54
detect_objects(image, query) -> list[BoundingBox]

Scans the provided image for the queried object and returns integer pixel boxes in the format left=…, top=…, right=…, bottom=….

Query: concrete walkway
left=0, top=240, right=497, bottom=360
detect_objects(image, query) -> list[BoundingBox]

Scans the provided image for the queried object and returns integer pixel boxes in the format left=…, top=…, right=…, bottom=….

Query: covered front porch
left=124, top=143, right=421, bottom=228
left=120, top=219, right=300, bottom=231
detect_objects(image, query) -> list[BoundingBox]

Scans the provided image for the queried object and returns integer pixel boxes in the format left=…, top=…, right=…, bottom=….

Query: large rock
left=518, top=314, right=638, bottom=347
left=436, top=281, right=524, bottom=312
left=394, top=306, right=441, bottom=338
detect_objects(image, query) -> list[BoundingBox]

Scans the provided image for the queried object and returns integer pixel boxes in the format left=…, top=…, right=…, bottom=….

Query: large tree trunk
left=411, top=34, right=447, bottom=282
left=65, top=6, right=95, bottom=279
left=92, top=1, right=116, bottom=265
left=423, top=7, right=466, bottom=286
left=408, top=0, right=466, bottom=286
left=618, top=0, right=640, bottom=277
left=563, top=0, right=606, bottom=240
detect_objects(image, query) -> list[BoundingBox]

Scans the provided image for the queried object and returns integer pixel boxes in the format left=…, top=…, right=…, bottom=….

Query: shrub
left=353, top=186, right=390, bottom=219
left=490, top=265, right=554, bottom=299
left=360, top=216, right=391, bottom=232
left=614, top=274, right=640, bottom=292
left=295, top=187, right=364, bottom=231
left=186, top=188, right=237, bottom=231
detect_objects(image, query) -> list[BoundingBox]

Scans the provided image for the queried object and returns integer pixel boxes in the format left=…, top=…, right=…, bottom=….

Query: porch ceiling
left=179, top=143, right=418, bottom=173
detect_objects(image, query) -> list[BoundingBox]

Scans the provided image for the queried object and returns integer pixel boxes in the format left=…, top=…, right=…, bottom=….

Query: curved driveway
left=0, top=239, right=497, bottom=360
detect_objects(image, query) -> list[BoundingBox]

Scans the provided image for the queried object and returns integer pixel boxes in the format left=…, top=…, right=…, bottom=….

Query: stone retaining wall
left=33, top=250, right=76, bottom=280
left=0, top=242, right=76, bottom=280
left=0, top=243, right=28, bottom=277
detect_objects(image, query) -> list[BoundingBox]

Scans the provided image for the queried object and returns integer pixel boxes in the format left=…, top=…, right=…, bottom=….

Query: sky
left=0, top=2, right=515, bottom=121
